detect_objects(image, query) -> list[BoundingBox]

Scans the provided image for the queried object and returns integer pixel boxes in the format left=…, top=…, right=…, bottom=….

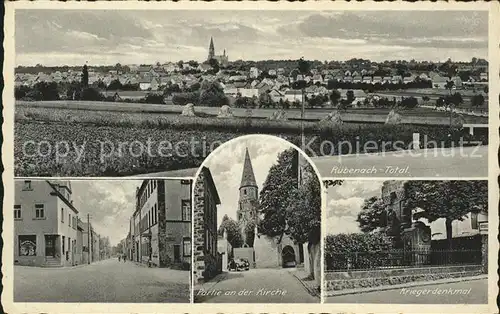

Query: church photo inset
left=192, top=135, right=322, bottom=303
left=323, top=180, right=488, bottom=304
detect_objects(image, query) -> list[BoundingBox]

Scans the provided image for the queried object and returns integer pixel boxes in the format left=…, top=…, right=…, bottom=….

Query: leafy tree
left=33, top=81, right=60, bottom=100
left=259, top=149, right=322, bottom=283
left=258, top=149, right=298, bottom=237
left=329, top=90, right=341, bottom=107
left=107, top=79, right=123, bottom=91
left=188, top=60, right=199, bottom=68
left=444, top=80, right=454, bottom=94
left=80, top=87, right=104, bottom=101
left=208, top=58, right=220, bottom=73
left=198, top=80, right=228, bottom=107
left=346, top=90, right=355, bottom=104
left=471, top=94, right=485, bottom=108
left=15, top=86, right=31, bottom=100
left=82, top=64, right=89, bottom=88
left=143, top=93, right=165, bottom=104
left=356, top=196, right=388, bottom=233
left=258, top=91, right=272, bottom=108
left=177, top=60, right=184, bottom=69
left=404, top=180, right=488, bottom=249
left=218, top=215, right=243, bottom=248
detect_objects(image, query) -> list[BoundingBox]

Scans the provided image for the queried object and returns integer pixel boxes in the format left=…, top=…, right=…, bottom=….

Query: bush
left=172, top=92, right=200, bottom=106
left=15, top=86, right=31, bottom=100
left=324, top=233, right=395, bottom=271
left=80, top=87, right=104, bottom=101
left=142, top=93, right=165, bottom=104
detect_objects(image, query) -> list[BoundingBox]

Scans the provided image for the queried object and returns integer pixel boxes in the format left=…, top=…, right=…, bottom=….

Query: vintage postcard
left=2, top=1, right=499, bottom=314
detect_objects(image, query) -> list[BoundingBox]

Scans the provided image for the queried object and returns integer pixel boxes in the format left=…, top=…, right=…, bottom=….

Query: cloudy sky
left=15, top=10, right=487, bottom=66
left=200, top=136, right=295, bottom=228
left=325, top=180, right=386, bottom=235
left=71, top=180, right=142, bottom=246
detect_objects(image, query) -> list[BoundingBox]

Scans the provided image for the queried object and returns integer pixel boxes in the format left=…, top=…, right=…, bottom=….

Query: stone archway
left=281, top=245, right=296, bottom=268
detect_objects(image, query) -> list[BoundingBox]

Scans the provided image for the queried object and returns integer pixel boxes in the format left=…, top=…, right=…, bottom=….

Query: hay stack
left=385, top=110, right=402, bottom=125
left=181, top=103, right=196, bottom=117
left=217, top=105, right=234, bottom=118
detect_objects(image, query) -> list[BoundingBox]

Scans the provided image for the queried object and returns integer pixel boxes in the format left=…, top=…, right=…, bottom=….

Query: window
left=23, top=180, right=33, bottom=191
left=35, top=204, right=45, bottom=219
left=244, top=189, right=247, bottom=195
left=14, top=205, right=22, bottom=220
left=69, top=214, right=71, bottom=226
left=154, top=204, right=158, bottom=224
left=62, top=236, right=65, bottom=253
left=61, top=208, right=64, bottom=222
left=182, top=200, right=191, bottom=221
left=183, top=237, right=191, bottom=257
left=19, top=235, right=36, bottom=256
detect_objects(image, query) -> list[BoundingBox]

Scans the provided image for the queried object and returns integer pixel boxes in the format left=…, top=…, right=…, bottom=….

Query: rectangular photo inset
left=13, top=9, right=489, bottom=179
left=13, top=179, right=191, bottom=303
left=323, top=180, right=488, bottom=304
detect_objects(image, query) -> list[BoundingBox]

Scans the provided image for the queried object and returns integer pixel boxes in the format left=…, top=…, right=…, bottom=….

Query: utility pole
left=87, top=213, right=90, bottom=264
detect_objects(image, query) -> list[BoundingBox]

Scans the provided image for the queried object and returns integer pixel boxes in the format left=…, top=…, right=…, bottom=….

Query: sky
left=325, top=180, right=386, bottom=235
left=71, top=180, right=142, bottom=246
left=200, top=136, right=296, bottom=228
left=15, top=10, right=488, bottom=66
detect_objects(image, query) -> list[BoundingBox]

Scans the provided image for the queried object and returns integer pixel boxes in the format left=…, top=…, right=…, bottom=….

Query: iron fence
left=325, top=248, right=482, bottom=271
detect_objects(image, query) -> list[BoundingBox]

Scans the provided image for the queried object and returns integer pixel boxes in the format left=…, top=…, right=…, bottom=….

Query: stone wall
left=193, top=171, right=206, bottom=284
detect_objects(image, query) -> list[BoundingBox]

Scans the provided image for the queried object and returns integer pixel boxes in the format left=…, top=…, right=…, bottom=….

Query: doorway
left=45, top=235, right=56, bottom=257
left=281, top=245, right=296, bottom=268
left=174, top=245, right=181, bottom=263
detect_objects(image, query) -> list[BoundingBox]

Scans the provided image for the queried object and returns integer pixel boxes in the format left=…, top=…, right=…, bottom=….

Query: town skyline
left=15, top=10, right=488, bottom=66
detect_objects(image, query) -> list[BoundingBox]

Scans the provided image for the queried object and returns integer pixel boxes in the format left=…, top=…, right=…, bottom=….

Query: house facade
left=14, top=180, right=79, bottom=267
left=130, top=179, right=191, bottom=268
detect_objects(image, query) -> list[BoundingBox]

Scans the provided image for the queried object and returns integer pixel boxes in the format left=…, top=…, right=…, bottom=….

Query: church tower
left=208, top=37, right=215, bottom=61
left=237, top=148, right=259, bottom=247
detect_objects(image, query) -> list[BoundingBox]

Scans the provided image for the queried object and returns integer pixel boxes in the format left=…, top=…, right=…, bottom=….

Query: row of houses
left=14, top=180, right=106, bottom=267
left=123, top=180, right=191, bottom=268
left=15, top=62, right=489, bottom=92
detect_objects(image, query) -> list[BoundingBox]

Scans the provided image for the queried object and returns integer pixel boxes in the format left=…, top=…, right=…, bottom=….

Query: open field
left=16, top=101, right=488, bottom=125
left=15, top=106, right=488, bottom=176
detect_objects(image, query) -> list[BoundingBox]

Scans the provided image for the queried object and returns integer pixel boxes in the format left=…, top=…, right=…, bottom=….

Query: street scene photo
left=14, top=10, right=488, bottom=178
left=323, top=180, right=488, bottom=304
left=193, top=135, right=322, bottom=303
left=14, top=179, right=191, bottom=303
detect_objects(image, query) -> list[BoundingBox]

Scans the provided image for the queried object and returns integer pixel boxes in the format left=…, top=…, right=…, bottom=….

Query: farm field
left=16, top=101, right=488, bottom=125
left=14, top=106, right=488, bottom=177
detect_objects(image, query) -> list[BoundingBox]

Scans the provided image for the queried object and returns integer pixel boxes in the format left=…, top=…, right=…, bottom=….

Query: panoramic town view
left=14, top=10, right=488, bottom=178
left=323, top=180, right=488, bottom=304
left=193, top=136, right=321, bottom=303
left=13, top=179, right=191, bottom=303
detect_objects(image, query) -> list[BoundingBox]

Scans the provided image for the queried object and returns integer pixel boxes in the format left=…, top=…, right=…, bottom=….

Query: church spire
left=240, top=148, right=257, bottom=189
left=208, top=37, right=215, bottom=60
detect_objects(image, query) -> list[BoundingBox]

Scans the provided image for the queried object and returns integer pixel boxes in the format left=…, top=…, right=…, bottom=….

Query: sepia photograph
left=13, top=9, right=489, bottom=178
left=13, top=179, right=191, bottom=303
left=323, top=180, right=488, bottom=304
left=192, top=135, right=322, bottom=303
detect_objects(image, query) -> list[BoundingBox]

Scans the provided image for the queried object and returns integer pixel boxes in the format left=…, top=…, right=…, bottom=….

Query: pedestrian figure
left=118, top=255, right=121, bottom=262
left=123, top=254, right=126, bottom=262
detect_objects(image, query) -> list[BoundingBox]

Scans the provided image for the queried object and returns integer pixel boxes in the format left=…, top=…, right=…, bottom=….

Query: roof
left=240, top=148, right=257, bottom=189
left=201, top=166, right=221, bottom=205
left=285, top=89, right=303, bottom=95
left=46, top=180, right=79, bottom=214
